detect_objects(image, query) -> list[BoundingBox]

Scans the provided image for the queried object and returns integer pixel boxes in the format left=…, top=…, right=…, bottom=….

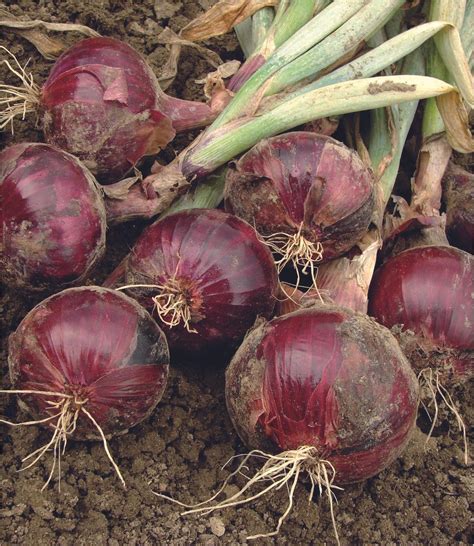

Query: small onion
left=368, top=245, right=474, bottom=382
left=176, top=306, right=418, bottom=540
left=225, top=132, right=375, bottom=282
left=41, top=37, right=214, bottom=182
left=6, top=286, right=169, bottom=485
left=114, top=209, right=278, bottom=356
left=0, top=143, right=105, bottom=291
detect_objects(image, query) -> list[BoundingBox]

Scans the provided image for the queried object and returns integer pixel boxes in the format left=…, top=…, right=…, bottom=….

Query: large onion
left=174, top=306, right=418, bottom=540
left=40, top=37, right=215, bottom=182
left=5, top=286, right=169, bottom=486
left=0, top=143, right=105, bottom=290
left=227, top=306, right=418, bottom=483
left=113, top=209, right=278, bottom=356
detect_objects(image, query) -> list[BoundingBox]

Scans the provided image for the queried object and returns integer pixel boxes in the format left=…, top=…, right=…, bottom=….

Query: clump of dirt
left=0, top=1, right=472, bottom=545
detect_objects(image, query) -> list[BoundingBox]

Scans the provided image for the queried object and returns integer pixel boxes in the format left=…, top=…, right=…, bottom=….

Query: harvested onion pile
left=0, top=1, right=472, bottom=543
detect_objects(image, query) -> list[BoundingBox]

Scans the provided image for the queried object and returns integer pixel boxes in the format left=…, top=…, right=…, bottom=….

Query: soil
left=0, top=1, right=472, bottom=545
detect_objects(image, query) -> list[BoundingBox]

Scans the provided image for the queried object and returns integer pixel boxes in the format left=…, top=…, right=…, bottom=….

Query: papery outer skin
left=0, top=143, right=106, bottom=291
left=41, top=37, right=176, bottom=183
left=368, top=245, right=474, bottom=379
left=226, top=306, right=419, bottom=484
left=224, top=132, right=375, bottom=261
left=121, top=209, right=278, bottom=355
left=8, top=287, right=170, bottom=439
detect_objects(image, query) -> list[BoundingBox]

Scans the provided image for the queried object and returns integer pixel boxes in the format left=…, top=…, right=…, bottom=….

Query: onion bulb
left=225, top=132, right=375, bottom=285
left=113, top=209, right=278, bottom=356
left=0, top=143, right=105, bottom=291
left=3, top=286, right=169, bottom=488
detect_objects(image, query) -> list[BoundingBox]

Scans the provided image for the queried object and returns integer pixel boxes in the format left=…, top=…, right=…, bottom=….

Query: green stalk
left=212, top=0, right=367, bottom=127
left=159, top=168, right=227, bottom=219
left=186, top=75, right=454, bottom=174
left=229, top=0, right=318, bottom=92
left=461, top=0, right=474, bottom=71
left=370, top=49, right=425, bottom=207
left=268, top=0, right=405, bottom=93
left=281, top=22, right=448, bottom=100
left=422, top=45, right=449, bottom=140
left=234, top=17, right=255, bottom=59
left=461, top=0, right=474, bottom=57
left=430, top=0, right=474, bottom=105
left=250, top=7, right=275, bottom=53
left=269, top=0, right=320, bottom=52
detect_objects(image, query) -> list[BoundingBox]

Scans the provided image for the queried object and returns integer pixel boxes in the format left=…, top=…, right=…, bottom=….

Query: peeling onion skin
left=225, top=132, right=375, bottom=262
left=226, top=307, right=419, bottom=484
left=8, top=287, right=170, bottom=439
left=121, top=209, right=279, bottom=356
left=41, top=37, right=177, bottom=183
left=0, top=143, right=106, bottom=291
left=368, top=246, right=474, bottom=381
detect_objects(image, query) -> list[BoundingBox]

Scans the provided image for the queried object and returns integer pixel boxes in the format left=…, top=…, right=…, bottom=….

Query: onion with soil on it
left=109, top=208, right=279, bottom=357
left=0, top=37, right=218, bottom=183
left=157, top=306, right=419, bottom=542
left=224, top=132, right=375, bottom=288
left=1, top=286, right=170, bottom=489
left=368, top=245, right=473, bottom=462
left=0, top=142, right=106, bottom=291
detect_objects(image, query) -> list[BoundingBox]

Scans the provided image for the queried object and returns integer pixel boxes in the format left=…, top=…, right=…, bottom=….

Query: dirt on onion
left=0, top=1, right=472, bottom=545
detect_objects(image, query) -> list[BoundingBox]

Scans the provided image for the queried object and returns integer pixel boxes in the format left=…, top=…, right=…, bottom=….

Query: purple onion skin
left=368, top=246, right=473, bottom=380
left=443, top=164, right=474, bottom=254
left=225, top=132, right=375, bottom=261
left=41, top=37, right=176, bottom=183
left=8, top=287, right=169, bottom=438
left=122, top=209, right=279, bottom=356
left=226, top=307, right=419, bottom=484
left=0, top=143, right=106, bottom=291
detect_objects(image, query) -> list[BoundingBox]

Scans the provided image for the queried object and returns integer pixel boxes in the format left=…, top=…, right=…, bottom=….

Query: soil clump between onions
left=0, top=0, right=472, bottom=544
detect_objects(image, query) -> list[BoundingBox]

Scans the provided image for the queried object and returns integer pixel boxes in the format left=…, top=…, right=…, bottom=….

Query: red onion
left=368, top=245, right=473, bottom=382
left=225, top=132, right=375, bottom=283
left=5, top=286, right=169, bottom=486
left=0, top=143, right=105, bottom=291
left=176, top=306, right=418, bottom=540
left=112, top=209, right=278, bottom=356
left=442, top=163, right=474, bottom=254
left=22, top=37, right=216, bottom=183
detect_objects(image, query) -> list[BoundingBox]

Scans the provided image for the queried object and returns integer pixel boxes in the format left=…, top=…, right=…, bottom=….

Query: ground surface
left=0, top=1, right=472, bottom=544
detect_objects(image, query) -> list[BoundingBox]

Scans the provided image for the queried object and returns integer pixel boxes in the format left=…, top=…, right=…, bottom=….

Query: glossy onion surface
left=368, top=246, right=473, bottom=379
left=122, top=209, right=278, bottom=355
left=8, top=287, right=170, bottom=438
left=41, top=37, right=175, bottom=182
left=226, top=307, right=419, bottom=484
left=0, top=143, right=105, bottom=290
left=225, top=132, right=374, bottom=261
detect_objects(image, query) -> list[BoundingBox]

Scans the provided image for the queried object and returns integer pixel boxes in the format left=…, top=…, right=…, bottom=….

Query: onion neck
left=158, top=93, right=220, bottom=132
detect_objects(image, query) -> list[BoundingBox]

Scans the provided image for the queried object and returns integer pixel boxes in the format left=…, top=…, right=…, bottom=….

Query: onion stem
left=213, top=0, right=367, bottom=127
left=430, top=0, right=474, bottom=106
left=267, top=0, right=405, bottom=95
left=282, top=22, right=449, bottom=101
left=185, top=75, right=454, bottom=176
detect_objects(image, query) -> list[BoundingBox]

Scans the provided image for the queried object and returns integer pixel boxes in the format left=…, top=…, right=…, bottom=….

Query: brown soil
left=1, top=1, right=472, bottom=544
